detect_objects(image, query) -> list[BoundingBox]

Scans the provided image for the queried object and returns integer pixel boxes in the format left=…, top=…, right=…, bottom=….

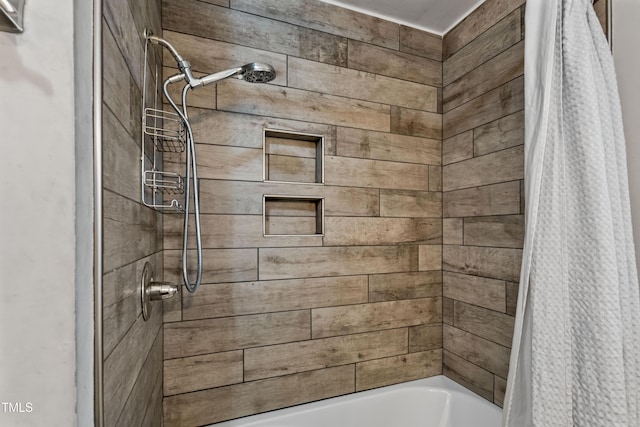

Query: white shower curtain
left=503, top=0, right=640, bottom=426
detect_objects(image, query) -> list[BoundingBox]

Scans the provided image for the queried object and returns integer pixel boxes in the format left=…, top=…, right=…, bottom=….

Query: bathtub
left=211, top=375, right=502, bottom=427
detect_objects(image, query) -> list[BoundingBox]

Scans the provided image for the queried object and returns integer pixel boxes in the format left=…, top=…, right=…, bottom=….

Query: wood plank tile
left=103, top=252, right=162, bottom=358
left=186, top=109, right=338, bottom=152
left=259, top=245, right=418, bottom=280
left=463, top=215, right=524, bottom=248
left=115, top=331, right=163, bottom=427
left=201, top=0, right=229, bottom=6
left=444, top=41, right=524, bottom=112
left=443, top=0, right=525, bottom=59
left=356, top=350, right=442, bottom=391
left=264, top=216, right=318, bottom=235
left=182, top=276, right=368, bottom=320
left=104, top=0, right=144, bottom=88
left=443, top=271, right=506, bottom=313
left=245, top=329, right=407, bottom=381
left=429, top=166, right=442, bottom=192
left=443, top=350, right=494, bottom=401
left=419, top=245, right=442, bottom=271
left=399, top=26, right=442, bottom=61
left=444, top=181, right=521, bottom=218
left=312, top=298, right=441, bottom=339
left=164, top=248, right=257, bottom=285
left=163, top=30, right=287, bottom=86
left=163, top=0, right=348, bottom=66
left=506, top=281, right=518, bottom=316
left=443, top=131, right=473, bottom=165
left=265, top=136, right=316, bottom=158
left=103, top=190, right=160, bottom=272
left=266, top=154, right=317, bottom=183
left=369, top=271, right=442, bottom=302
left=103, top=25, right=138, bottom=140
left=163, top=365, right=355, bottom=426
left=380, top=190, right=442, bottom=218
left=409, top=324, right=443, bottom=352
left=474, top=110, right=524, bottom=156
left=104, top=298, right=162, bottom=426
left=443, top=145, right=524, bottom=191
left=324, top=217, right=441, bottom=246
left=230, top=0, right=399, bottom=49
left=443, top=325, right=510, bottom=378
left=164, top=214, right=323, bottom=249
left=337, top=127, right=441, bottom=165
left=443, top=297, right=454, bottom=325
left=128, top=0, right=162, bottom=54
left=348, top=40, right=441, bottom=87
left=443, top=9, right=520, bottom=86
left=454, top=301, right=515, bottom=347
left=218, top=79, right=390, bottom=132
left=164, top=350, right=243, bottom=396
left=443, top=245, right=522, bottom=282
left=443, top=76, right=524, bottom=139
left=103, top=106, right=139, bottom=202
left=197, top=180, right=379, bottom=217
left=325, top=156, right=429, bottom=191
left=165, top=144, right=262, bottom=181
left=141, top=370, right=163, bottom=427
left=164, top=310, right=310, bottom=359
left=443, top=218, right=463, bottom=245
left=520, top=179, right=525, bottom=214
left=265, top=199, right=316, bottom=217
left=289, top=57, right=438, bottom=112
left=494, top=375, right=507, bottom=407
left=391, top=107, right=442, bottom=139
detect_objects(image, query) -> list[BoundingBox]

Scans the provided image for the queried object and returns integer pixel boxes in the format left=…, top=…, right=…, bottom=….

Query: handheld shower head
left=147, top=33, right=276, bottom=88
left=239, top=63, right=277, bottom=84
left=198, top=63, right=276, bottom=87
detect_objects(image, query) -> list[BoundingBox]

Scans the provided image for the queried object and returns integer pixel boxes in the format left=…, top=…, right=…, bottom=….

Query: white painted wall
left=0, top=1, right=79, bottom=425
left=613, top=1, right=640, bottom=272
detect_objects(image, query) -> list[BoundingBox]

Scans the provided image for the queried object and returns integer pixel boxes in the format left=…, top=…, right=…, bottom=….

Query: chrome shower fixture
left=144, top=33, right=276, bottom=295
left=147, top=35, right=276, bottom=88
left=199, top=62, right=277, bottom=86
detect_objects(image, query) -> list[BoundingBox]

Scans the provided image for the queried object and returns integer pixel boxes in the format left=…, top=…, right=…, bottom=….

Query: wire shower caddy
left=141, top=34, right=185, bottom=213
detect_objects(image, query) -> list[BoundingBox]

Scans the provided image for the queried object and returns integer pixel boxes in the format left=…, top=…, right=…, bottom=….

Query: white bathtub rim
left=208, top=375, right=501, bottom=427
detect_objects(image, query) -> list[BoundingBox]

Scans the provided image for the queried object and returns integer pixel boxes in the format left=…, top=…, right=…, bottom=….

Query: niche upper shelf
left=263, top=129, right=324, bottom=184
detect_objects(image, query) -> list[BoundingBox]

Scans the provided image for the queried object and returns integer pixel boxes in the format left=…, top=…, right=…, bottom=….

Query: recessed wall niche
left=263, top=196, right=324, bottom=236
left=263, top=129, right=324, bottom=184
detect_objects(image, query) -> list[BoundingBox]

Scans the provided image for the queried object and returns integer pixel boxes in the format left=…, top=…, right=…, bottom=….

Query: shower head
left=147, top=34, right=276, bottom=89
left=239, top=63, right=277, bottom=83
left=198, top=63, right=276, bottom=87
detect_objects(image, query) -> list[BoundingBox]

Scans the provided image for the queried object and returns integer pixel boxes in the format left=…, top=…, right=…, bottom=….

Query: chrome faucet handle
left=147, top=282, right=178, bottom=301
left=140, top=262, right=178, bottom=320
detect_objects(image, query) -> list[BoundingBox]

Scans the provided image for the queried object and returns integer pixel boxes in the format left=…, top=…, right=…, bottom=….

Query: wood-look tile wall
left=441, top=0, right=524, bottom=407
left=161, top=0, right=443, bottom=424
left=102, top=0, right=164, bottom=425
left=441, top=0, right=609, bottom=407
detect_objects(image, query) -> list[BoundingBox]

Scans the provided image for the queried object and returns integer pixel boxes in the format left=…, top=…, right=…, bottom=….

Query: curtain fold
left=503, top=0, right=640, bottom=425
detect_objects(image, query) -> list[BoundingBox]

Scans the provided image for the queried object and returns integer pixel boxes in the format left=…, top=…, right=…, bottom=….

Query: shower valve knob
left=140, top=262, right=178, bottom=320
left=147, top=282, right=178, bottom=301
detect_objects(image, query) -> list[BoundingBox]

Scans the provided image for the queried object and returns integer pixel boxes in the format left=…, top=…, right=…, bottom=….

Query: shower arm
left=147, top=35, right=200, bottom=88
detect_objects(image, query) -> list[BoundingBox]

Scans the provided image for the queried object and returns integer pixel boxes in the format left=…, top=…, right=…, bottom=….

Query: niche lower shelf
left=263, top=196, right=324, bottom=236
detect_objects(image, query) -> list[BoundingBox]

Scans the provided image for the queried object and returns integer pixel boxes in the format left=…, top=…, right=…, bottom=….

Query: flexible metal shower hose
left=162, top=79, right=203, bottom=294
